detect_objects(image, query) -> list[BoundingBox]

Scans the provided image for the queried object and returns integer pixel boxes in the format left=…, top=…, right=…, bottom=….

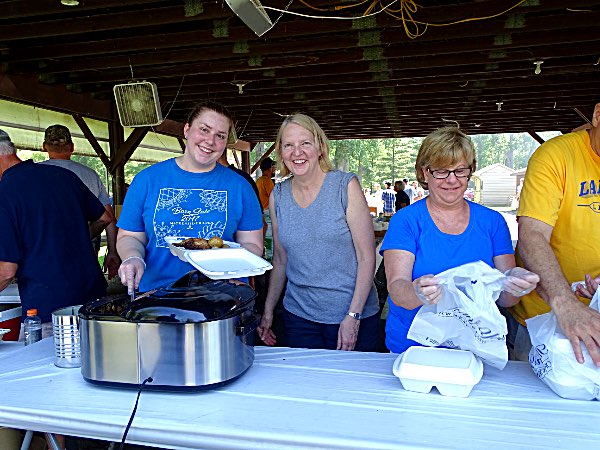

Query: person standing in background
left=41, top=124, right=121, bottom=278
left=256, top=157, right=275, bottom=211
left=369, top=182, right=384, bottom=215
left=403, top=178, right=414, bottom=204
left=394, top=180, right=410, bottom=211
left=381, top=181, right=396, bottom=215
left=411, top=180, right=425, bottom=202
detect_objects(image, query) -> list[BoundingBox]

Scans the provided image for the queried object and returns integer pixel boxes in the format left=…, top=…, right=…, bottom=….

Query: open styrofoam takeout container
left=392, top=346, right=483, bottom=398
left=165, top=236, right=273, bottom=280
left=0, top=328, right=10, bottom=341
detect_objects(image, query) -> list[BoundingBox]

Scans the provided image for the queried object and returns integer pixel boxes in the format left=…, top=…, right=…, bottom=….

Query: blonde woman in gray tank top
left=257, top=114, right=380, bottom=351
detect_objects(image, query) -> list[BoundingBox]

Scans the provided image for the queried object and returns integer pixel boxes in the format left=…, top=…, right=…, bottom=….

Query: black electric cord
left=119, top=377, right=153, bottom=450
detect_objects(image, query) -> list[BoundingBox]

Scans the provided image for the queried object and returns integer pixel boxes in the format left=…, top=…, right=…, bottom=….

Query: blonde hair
left=274, top=113, right=334, bottom=178
left=415, top=126, right=476, bottom=190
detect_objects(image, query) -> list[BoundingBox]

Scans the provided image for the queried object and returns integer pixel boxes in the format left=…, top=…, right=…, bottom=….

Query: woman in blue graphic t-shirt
left=380, top=126, right=539, bottom=354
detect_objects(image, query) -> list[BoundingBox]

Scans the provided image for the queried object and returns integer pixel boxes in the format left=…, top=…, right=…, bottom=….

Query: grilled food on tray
left=173, top=237, right=227, bottom=250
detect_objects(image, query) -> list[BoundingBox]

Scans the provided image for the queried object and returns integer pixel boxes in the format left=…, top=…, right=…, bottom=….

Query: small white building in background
left=473, top=163, right=517, bottom=207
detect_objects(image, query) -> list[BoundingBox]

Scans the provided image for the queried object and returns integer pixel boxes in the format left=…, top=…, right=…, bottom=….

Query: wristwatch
left=347, top=311, right=362, bottom=320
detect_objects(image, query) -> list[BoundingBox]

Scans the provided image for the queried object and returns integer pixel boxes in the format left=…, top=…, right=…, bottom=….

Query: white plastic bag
left=527, top=290, right=600, bottom=400
left=407, top=261, right=508, bottom=369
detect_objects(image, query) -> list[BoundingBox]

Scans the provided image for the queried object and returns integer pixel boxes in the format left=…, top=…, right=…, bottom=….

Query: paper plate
left=165, top=236, right=271, bottom=279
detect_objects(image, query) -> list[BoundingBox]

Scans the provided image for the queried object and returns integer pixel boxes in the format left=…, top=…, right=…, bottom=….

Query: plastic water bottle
left=24, top=308, right=42, bottom=346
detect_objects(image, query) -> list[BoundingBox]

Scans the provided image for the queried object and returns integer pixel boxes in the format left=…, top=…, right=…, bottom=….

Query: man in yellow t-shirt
left=510, top=102, right=600, bottom=366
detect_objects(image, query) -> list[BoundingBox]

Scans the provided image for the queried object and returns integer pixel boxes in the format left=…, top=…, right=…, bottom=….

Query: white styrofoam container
left=165, top=236, right=272, bottom=279
left=392, top=347, right=484, bottom=397
left=0, top=284, right=20, bottom=303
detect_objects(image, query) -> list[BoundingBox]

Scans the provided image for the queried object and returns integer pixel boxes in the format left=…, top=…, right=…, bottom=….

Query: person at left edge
left=0, top=129, right=110, bottom=326
left=117, top=102, right=263, bottom=292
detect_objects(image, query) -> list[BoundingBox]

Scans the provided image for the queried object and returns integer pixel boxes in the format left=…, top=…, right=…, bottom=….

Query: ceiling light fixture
left=534, top=60, right=543, bottom=75
left=496, top=101, right=503, bottom=111
left=225, top=0, right=273, bottom=37
left=60, top=0, right=80, bottom=5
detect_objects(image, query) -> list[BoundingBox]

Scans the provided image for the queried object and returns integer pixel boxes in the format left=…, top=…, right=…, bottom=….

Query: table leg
left=45, top=433, right=62, bottom=450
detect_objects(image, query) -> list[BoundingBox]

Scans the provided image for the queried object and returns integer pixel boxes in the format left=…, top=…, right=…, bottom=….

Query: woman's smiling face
left=423, top=158, right=471, bottom=205
left=280, top=123, right=322, bottom=177
left=183, top=109, right=231, bottom=171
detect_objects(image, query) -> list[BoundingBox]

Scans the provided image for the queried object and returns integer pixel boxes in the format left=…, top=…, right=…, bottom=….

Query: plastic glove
left=117, top=256, right=146, bottom=294
left=502, top=267, right=540, bottom=297
left=413, top=274, right=442, bottom=305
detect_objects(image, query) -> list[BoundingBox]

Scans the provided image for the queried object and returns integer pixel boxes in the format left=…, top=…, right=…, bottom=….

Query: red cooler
left=0, top=284, right=21, bottom=341
left=0, top=305, right=22, bottom=341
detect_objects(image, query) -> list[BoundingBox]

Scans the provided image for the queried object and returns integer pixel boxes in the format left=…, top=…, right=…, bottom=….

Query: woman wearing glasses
left=380, top=126, right=539, bottom=354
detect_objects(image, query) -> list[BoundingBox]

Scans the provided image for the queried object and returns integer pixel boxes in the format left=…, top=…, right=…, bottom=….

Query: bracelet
left=121, top=256, right=146, bottom=269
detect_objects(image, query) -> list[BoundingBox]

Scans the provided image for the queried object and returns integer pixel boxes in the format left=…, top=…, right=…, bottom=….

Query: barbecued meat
left=173, top=238, right=211, bottom=250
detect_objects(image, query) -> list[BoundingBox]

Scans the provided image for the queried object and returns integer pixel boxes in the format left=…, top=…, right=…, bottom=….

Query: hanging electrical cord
left=298, top=0, right=372, bottom=12
left=119, top=376, right=153, bottom=450
left=163, top=76, right=186, bottom=121
left=263, top=0, right=399, bottom=20
left=265, top=0, right=530, bottom=40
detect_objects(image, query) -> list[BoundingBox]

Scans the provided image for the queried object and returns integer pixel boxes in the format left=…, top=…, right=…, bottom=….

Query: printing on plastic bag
left=407, top=261, right=508, bottom=369
left=527, top=290, right=600, bottom=400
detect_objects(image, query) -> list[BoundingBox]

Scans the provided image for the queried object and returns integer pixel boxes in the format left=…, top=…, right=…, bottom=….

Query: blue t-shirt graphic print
left=117, top=160, right=262, bottom=291
left=154, top=188, right=228, bottom=247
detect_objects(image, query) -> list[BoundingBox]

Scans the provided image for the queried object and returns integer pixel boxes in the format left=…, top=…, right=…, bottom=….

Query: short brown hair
left=415, top=126, right=476, bottom=190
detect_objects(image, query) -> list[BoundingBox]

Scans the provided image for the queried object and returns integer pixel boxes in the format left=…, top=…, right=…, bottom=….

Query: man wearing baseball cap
left=41, top=124, right=121, bottom=278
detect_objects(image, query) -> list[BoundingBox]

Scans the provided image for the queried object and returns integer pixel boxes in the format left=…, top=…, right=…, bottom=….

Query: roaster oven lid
left=80, top=271, right=256, bottom=323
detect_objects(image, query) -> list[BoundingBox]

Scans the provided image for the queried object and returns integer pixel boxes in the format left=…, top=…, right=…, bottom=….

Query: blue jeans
left=284, top=310, right=380, bottom=352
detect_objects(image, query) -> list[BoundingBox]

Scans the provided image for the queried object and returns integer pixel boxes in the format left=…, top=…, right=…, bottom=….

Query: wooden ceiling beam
left=31, top=38, right=600, bottom=87
left=1, top=0, right=172, bottom=19
left=160, top=75, right=600, bottom=109
left=0, top=73, right=112, bottom=121
left=7, top=8, right=598, bottom=66
left=159, top=63, right=598, bottom=101
left=0, top=5, right=229, bottom=41
left=21, top=24, right=600, bottom=76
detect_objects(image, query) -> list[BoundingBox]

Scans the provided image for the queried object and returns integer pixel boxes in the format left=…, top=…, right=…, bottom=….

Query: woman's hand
left=117, top=256, right=145, bottom=294
left=257, top=313, right=277, bottom=346
left=337, top=315, right=360, bottom=351
left=502, top=267, right=540, bottom=297
left=412, top=274, right=442, bottom=305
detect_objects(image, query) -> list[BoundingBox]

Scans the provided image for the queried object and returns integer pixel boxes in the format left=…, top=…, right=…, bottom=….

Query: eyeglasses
left=428, top=167, right=472, bottom=179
